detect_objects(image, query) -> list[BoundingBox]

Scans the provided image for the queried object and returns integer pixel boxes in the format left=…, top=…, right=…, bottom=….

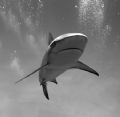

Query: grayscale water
left=0, top=0, right=120, bottom=117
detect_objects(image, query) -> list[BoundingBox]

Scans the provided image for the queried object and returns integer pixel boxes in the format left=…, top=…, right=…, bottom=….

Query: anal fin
left=71, top=61, right=99, bottom=76
left=51, top=79, right=58, bottom=84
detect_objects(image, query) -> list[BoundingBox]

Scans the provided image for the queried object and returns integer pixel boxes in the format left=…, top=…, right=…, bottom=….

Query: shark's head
left=46, top=33, right=88, bottom=67
left=49, top=33, right=88, bottom=54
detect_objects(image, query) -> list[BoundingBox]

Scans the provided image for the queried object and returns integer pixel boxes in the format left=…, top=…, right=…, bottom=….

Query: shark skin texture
left=15, top=33, right=99, bottom=100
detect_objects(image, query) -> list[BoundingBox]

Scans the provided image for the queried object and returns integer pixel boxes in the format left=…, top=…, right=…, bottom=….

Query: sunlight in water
left=78, top=0, right=112, bottom=53
left=79, top=0, right=104, bottom=33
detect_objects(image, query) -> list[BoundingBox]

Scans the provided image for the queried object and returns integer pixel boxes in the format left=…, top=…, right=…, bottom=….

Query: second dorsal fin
left=48, top=32, right=54, bottom=45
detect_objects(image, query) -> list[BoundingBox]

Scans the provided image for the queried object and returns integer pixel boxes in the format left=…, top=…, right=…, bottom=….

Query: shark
left=15, top=32, right=99, bottom=100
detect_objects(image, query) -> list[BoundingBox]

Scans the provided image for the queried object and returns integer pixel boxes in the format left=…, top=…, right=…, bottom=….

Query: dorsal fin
left=48, top=32, right=54, bottom=45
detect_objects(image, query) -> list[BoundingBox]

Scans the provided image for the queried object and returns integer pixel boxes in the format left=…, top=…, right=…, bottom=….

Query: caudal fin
left=42, top=83, right=49, bottom=100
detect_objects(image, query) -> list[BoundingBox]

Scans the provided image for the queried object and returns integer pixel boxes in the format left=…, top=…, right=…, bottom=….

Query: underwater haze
left=0, top=0, right=120, bottom=117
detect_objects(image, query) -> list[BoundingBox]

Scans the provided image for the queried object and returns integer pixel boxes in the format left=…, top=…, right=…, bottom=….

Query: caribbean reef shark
left=15, top=33, right=99, bottom=100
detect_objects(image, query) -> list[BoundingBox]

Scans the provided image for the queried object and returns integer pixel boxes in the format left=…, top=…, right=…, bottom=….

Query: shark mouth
left=55, top=48, right=83, bottom=54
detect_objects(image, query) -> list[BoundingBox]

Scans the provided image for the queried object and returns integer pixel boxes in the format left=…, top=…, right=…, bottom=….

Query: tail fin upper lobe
left=42, top=83, right=49, bottom=100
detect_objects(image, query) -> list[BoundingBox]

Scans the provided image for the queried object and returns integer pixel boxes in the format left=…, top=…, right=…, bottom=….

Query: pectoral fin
left=15, top=64, right=48, bottom=84
left=71, top=61, right=99, bottom=76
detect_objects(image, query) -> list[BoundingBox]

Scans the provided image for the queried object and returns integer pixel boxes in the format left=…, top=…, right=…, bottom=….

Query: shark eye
left=51, top=41, right=56, bottom=48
